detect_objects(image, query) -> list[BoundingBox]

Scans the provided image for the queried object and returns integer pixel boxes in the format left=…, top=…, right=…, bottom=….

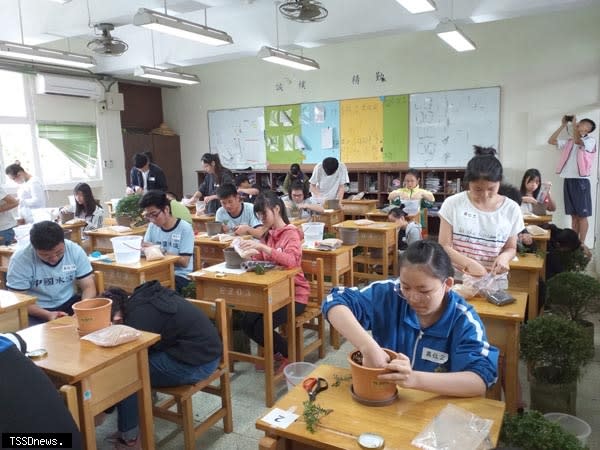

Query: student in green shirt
left=165, top=192, right=192, bottom=224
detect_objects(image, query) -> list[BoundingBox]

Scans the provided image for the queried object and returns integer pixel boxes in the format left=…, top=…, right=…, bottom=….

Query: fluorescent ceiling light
left=134, top=66, right=199, bottom=85
left=133, top=8, right=233, bottom=46
left=435, top=21, right=476, bottom=52
left=258, top=46, right=319, bottom=71
left=48, top=0, right=73, bottom=3
left=0, top=41, right=95, bottom=68
left=395, top=0, right=436, bottom=14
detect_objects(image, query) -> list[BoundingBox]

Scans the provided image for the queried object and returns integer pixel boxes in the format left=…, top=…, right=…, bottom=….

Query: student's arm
left=309, top=183, right=319, bottom=197
left=234, top=224, right=265, bottom=238
left=336, top=184, right=345, bottom=201
left=78, top=274, right=97, bottom=299
left=27, top=304, right=67, bottom=322
left=300, top=200, right=324, bottom=214
left=326, top=304, right=390, bottom=367
left=237, top=187, right=260, bottom=197
left=438, top=217, right=487, bottom=276
left=548, top=116, right=568, bottom=145
left=544, top=191, right=557, bottom=212
left=378, top=361, right=486, bottom=397
left=421, top=189, right=435, bottom=202
left=0, top=193, right=18, bottom=213
left=491, top=235, right=517, bottom=275
left=23, top=179, right=45, bottom=208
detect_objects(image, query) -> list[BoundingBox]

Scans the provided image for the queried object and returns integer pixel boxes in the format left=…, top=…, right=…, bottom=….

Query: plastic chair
left=152, top=298, right=232, bottom=450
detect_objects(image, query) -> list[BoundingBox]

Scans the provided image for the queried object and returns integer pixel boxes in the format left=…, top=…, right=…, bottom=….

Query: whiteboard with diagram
left=208, top=108, right=267, bottom=169
left=409, top=87, right=500, bottom=168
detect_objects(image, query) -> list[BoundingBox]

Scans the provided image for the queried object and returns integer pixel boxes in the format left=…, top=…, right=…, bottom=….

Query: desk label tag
left=261, top=408, right=298, bottom=429
left=83, top=390, right=92, bottom=401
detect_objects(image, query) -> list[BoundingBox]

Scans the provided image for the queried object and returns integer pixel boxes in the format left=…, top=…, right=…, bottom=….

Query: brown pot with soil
left=72, top=298, right=113, bottom=336
left=348, top=348, right=398, bottom=406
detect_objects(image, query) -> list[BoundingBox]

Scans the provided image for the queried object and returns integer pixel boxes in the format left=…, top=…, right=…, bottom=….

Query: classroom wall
left=162, top=5, right=600, bottom=248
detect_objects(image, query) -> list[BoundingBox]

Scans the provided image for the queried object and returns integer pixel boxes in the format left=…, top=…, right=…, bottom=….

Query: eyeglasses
left=395, top=280, right=446, bottom=303
left=144, top=209, right=163, bottom=220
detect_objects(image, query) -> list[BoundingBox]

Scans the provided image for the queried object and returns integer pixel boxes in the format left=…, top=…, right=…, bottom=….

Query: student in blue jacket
left=323, top=240, right=498, bottom=397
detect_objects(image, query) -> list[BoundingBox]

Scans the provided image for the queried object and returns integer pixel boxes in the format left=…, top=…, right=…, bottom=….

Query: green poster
left=264, top=104, right=305, bottom=164
left=383, top=95, right=409, bottom=162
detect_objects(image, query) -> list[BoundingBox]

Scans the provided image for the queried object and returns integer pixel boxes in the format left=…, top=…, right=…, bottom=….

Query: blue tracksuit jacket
left=322, top=279, right=498, bottom=387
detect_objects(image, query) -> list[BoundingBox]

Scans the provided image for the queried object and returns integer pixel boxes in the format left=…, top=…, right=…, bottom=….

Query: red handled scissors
left=302, top=377, right=328, bottom=402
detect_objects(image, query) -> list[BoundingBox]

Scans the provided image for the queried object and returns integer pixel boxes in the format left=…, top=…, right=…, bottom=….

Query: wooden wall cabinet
left=123, top=131, right=183, bottom=199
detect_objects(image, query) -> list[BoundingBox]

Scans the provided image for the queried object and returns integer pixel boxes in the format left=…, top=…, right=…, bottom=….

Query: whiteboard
left=208, top=108, right=267, bottom=170
left=409, top=87, right=500, bottom=167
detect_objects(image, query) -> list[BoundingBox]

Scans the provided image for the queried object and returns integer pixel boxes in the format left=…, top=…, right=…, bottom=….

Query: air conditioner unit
left=35, top=73, right=102, bottom=100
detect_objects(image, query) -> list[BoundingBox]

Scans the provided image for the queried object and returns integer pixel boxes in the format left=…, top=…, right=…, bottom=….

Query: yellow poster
left=340, top=97, right=384, bottom=162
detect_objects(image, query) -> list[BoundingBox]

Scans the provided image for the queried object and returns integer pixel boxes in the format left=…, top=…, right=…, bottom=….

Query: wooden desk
left=61, top=220, right=87, bottom=246
left=530, top=229, right=550, bottom=254
left=470, top=291, right=527, bottom=413
left=85, top=226, right=147, bottom=253
left=291, top=217, right=310, bottom=229
left=333, top=220, right=399, bottom=283
left=340, top=199, right=378, bottom=219
left=0, top=290, right=36, bottom=331
left=194, top=234, right=229, bottom=268
left=91, top=254, right=177, bottom=293
left=509, top=254, right=545, bottom=320
left=312, top=209, right=345, bottom=233
left=302, top=245, right=355, bottom=349
left=192, top=214, right=216, bottom=233
left=365, top=210, right=388, bottom=222
left=191, top=267, right=298, bottom=407
left=523, top=214, right=552, bottom=225
left=256, top=364, right=505, bottom=450
left=0, top=245, right=16, bottom=286
left=18, top=316, right=160, bottom=450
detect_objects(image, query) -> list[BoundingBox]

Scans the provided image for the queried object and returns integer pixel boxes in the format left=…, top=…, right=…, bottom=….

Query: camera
left=564, top=115, right=574, bottom=122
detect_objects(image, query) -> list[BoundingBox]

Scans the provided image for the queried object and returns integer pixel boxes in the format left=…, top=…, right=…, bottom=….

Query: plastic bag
left=232, top=237, right=259, bottom=259
left=143, top=245, right=164, bottom=261
left=411, top=404, right=494, bottom=450
left=462, top=273, right=506, bottom=297
left=313, top=238, right=343, bottom=250
left=81, top=324, right=142, bottom=347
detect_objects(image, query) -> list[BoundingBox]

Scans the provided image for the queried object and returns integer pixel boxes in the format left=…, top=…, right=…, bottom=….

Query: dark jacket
left=124, top=281, right=222, bottom=366
left=130, top=163, right=168, bottom=192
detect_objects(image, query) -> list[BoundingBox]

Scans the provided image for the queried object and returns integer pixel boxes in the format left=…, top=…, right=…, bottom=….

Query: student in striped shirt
left=438, top=146, right=523, bottom=287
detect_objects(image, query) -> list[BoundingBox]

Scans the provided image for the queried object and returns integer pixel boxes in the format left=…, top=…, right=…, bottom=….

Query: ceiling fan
left=86, top=23, right=128, bottom=56
left=279, top=0, right=328, bottom=23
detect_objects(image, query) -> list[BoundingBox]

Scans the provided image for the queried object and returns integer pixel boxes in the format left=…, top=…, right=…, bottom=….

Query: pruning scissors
left=302, top=377, right=328, bottom=402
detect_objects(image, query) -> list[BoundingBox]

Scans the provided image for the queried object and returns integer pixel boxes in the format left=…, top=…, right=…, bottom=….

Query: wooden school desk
left=523, top=214, right=552, bottom=226
left=91, top=254, right=177, bottom=293
left=191, top=267, right=298, bottom=407
left=256, top=364, right=505, bottom=450
left=340, top=199, right=377, bottom=219
left=192, top=214, right=217, bottom=233
left=18, top=316, right=160, bottom=450
left=290, top=217, right=310, bottom=229
left=312, top=209, right=345, bottom=233
left=509, top=254, right=545, bottom=320
left=85, top=226, right=147, bottom=254
left=333, top=220, right=399, bottom=283
left=0, top=244, right=16, bottom=288
left=194, top=234, right=228, bottom=268
left=0, top=290, right=36, bottom=332
left=61, top=220, right=87, bottom=246
left=470, top=290, right=527, bottom=413
left=530, top=229, right=550, bottom=254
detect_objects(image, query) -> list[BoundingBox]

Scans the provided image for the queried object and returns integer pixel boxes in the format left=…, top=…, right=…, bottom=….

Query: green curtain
left=37, top=123, right=97, bottom=170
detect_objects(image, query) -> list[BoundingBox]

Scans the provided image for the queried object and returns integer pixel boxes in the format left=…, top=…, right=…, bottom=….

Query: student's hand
left=360, top=345, right=391, bottom=368
left=463, top=260, right=487, bottom=277
left=234, top=224, right=252, bottom=236
left=134, top=186, right=143, bottom=194
left=491, top=255, right=511, bottom=275
left=378, top=353, right=416, bottom=388
left=238, top=239, right=264, bottom=254
left=47, top=310, right=68, bottom=321
left=522, top=195, right=537, bottom=204
left=125, top=186, right=134, bottom=195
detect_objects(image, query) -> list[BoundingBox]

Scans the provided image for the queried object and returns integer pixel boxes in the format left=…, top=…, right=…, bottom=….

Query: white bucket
left=544, top=413, right=591, bottom=446
left=14, top=224, right=32, bottom=249
left=110, top=236, right=143, bottom=264
left=283, top=362, right=316, bottom=392
left=302, top=222, right=325, bottom=246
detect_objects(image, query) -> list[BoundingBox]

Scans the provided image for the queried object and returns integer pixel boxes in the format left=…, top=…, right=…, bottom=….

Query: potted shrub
left=520, top=315, right=594, bottom=414
left=500, top=411, right=586, bottom=450
left=546, top=271, right=600, bottom=351
left=115, top=194, right=144, bottom=227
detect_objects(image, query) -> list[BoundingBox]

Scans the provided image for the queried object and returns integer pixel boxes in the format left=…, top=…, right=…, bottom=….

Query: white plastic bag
left=232, top=237, right=259, bottom=259
left=81, top=325, right=142, bottom=347
left=411, top=404, right=493, bottom=450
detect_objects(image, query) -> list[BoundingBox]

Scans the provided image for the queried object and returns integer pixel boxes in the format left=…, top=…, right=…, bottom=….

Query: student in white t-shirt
left=5, top=163, right=46, bottom=224
left=215, top=183, right=264, bottom=238
left=438, top=146, right=523, bottom=285
left=309, top=157, right=349, bottom=201
left=0, top=188, right=18, bottom=244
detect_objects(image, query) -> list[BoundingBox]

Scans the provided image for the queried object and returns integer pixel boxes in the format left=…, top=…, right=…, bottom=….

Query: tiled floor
left=95, top=318, right=599, bottom=449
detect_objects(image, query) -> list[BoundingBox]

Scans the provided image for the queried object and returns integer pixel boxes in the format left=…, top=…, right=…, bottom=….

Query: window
left=0, top=69, right=100, bottom=187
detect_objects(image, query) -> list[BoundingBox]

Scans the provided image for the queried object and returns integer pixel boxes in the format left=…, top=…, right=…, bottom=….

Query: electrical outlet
left=103, top=160, right=108, bottom=168
left=109, top=160, right=114, bottom=168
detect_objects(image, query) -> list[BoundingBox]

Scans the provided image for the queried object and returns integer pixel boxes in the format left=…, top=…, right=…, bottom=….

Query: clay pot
left=339, top=227, right=358, bottom=245
left=72, top=298, right=113, bottom=336
left=223, top=247, right=244, bottom=269
left=325, top=199, right=340, bottom=210
left=348, top=348, right=398, bottom=405
left=116, top=215, right=133, bottom=227
left=205, top=221, right=222, bottom=236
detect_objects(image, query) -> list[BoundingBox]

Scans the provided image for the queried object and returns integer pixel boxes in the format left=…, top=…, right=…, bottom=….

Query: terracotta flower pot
left=72, top=298, right=113, bottom=336
left=348, top=348, right=398, bottom=405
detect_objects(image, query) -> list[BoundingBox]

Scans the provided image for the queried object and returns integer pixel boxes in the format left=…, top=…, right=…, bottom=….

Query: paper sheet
left=203, top=262, right=247, bottom=275
left=321, top=127, right=333, bottom=149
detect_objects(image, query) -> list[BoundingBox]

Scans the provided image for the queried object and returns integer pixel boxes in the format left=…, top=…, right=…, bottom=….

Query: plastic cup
left=283, top=362, right=316, bottom=392
left=543, top=413, right=591, bottom=446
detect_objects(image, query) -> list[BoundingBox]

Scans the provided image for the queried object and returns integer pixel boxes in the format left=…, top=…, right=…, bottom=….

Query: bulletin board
left=340, top=97, right=384, bottom=163
left=299, top=101, right=340, bottom=163
left=208, top=107, right=266, bottom=169
left=409, top=87, right=500, bottom=167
